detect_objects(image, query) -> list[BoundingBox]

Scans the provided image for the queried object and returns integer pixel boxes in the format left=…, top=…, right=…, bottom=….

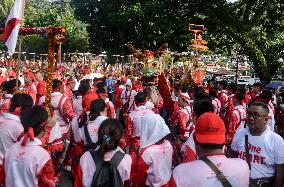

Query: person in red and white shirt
left=5, top=106, right=56, bottom=187
left=227, top=89, right=247, bottom=145
left=217, top=80, right=228, bottom=112
left=79, top=99, right=108, bottom=146
left=133, top=114, right=173, bottom=187
left=0, top=93, right=33, bottom=185
left=39, top=79, right=75, bottom=172
left=124, top=92, right=155, bottom=154
left=23, top=71, right=37, bottom=104
left=181, top=99, right=215, bottom=163
left=64, top=78, right=76, bottom=99
left=75, top=119, right=132, bottom=187
left=121, top=79, right=137, bottom=112
left=96, top=87, right=116, bottom=119
left=0, top=79, right=19, bottom=113
left=231, top=101, right=284, bottom=186
left=209, top=88, right=221, bottom=114
left=39, top=79, right=75, bottom=139
left=35, top=71, right=46, bottom=105
left=67, top=93, right=98, bottom=177
left=171, top=112, right=250, bottom=187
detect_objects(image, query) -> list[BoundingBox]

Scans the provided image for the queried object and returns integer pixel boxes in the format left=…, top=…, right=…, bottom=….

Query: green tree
left=0, top=0, right=13, bottom=26
left=74, top=0, right=284, bottom=82
left=1, top=0, right=89, bottom=54
left=191, top=0, right=284, bottom=82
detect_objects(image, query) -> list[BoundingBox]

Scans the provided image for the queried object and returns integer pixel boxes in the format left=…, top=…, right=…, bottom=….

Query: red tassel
left=21, top=134, right=28, bottom=146
left=28, top=127, right=34, bottom=141
left=21, top=127, right=35, bottom=146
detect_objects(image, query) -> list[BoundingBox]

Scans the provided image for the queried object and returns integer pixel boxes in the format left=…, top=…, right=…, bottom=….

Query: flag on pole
left=2, top=0, right=25, bottom=55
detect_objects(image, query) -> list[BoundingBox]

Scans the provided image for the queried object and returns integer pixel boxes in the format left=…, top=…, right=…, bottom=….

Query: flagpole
left=15, top=0, right=26, bottom=92
left=15, top=38, right=22, bottom=92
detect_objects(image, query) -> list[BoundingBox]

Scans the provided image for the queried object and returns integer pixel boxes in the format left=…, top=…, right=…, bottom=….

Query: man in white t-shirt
left=231, top=101, right=284, bottom=187
left=171, top=112, right=250, bottom=187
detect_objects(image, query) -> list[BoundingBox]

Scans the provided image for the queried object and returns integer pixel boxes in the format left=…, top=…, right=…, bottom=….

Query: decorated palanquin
left=127, top=44, right=168, bottom=113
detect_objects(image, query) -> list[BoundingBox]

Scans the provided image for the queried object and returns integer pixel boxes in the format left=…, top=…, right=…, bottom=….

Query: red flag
left=2, top=0, right=25, bottom=55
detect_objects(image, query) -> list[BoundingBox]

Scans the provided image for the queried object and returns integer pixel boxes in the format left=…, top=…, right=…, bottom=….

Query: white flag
left=2, top=0, right=25, bottom=55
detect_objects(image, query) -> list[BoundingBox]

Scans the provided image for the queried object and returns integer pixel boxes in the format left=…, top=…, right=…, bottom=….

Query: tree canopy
left=73, top=0, right=284, bottom=82
left=0, top=0, right=90, bottom=54
left=0, top=0, right=283, bottom=82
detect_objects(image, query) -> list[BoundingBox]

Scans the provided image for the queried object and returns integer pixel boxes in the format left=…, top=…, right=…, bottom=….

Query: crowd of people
left=0, top=60, right=283, bottom=187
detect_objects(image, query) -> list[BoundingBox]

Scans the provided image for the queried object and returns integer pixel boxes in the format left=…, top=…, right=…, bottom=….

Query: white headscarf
left=126, top=79, right=132, bottom=86
left=140, top=114, right=170, bottom=150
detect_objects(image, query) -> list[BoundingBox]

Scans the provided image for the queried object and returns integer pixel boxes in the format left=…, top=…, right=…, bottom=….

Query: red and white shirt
left=181, top=131, right=197, bottom=163
left=74, top=147, right=132, bottom=187
left=125, top=106, right=155, bottom=138
left=39, top=92, right=75, bottom=135
left=5, top=138, right=55, bottom=187
left=212, top=98, right=221, bottom=114
left=121, top=89, right=137, bottom=111
left=24, top=83, right=37, bottom=104
left=133, top=140, right=173, bottom=187
left=219, top=90, right=228, bottom=109
left=79, top=116, right=108, bottom=145
left=73, top=96, right=83, bottom=117
left=171, top=155, right=250, bottom=187
left=231, top=127, right=284, bottom=179
left=0, top=94, right=13, bottom=113
left=105, top=98, right=116, bottom=119
left=0, top=113, right=23, bottom=165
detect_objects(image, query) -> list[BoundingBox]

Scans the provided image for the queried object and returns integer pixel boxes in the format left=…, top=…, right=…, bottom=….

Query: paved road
left=58, top=171, right=72, bottom=187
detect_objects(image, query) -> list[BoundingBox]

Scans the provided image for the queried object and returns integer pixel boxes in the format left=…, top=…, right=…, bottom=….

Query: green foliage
left=0, top=0, right=89, bottom=54
left=0, top=0, right=13, bottom=26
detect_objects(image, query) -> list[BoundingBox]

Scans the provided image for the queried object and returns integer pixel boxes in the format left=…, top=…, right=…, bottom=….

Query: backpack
left=90, top=150, right=125, bottom=187
left=83, top=124, right=98, bottom=152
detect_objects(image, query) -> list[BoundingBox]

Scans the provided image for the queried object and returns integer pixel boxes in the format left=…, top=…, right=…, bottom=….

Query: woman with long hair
left=75, top=119, right=132, bottom=187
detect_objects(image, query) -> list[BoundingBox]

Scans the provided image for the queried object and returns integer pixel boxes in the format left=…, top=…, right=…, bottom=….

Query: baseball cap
left=195, top=112, right=226, bottom=144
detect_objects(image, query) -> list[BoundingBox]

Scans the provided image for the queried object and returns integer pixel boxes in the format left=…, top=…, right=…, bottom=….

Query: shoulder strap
left=234, top=108, right=246, bottom=129
left=84, top=123, right=93, bottom=145
left=200, top=157, right=232, bottom=187
left=90, top=150, right=105, bottom=185
left=110, top=151, right=125, bottom=167
left=54, top=95, right=65, bottom=110
left=245, top=135, right=251, bottom=170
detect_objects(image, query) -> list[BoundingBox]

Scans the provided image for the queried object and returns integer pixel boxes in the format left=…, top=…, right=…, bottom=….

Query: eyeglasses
left=247, top=112, right=268, bottom=120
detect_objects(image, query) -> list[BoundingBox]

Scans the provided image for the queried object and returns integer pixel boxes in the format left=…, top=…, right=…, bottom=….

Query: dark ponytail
left=78, top=99, right=106, bottom=128
left=97, top=119, right=123, bottom=157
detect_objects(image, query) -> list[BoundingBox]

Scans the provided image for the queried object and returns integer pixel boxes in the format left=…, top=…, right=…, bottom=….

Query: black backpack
left=90, top=150, right=125, bottom=187
left=83, top=124, right=98, bottom=152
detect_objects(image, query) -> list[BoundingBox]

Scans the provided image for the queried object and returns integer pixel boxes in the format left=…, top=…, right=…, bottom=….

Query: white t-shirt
left=172, top=155, right=249, bottom=187
left=231, top=126, right=284, bottom=179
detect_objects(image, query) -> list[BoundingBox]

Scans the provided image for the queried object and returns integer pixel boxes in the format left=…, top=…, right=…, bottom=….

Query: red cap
left=195, top=112, right=226, bottom=144
left=82, top=93, right=98, bottom=110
